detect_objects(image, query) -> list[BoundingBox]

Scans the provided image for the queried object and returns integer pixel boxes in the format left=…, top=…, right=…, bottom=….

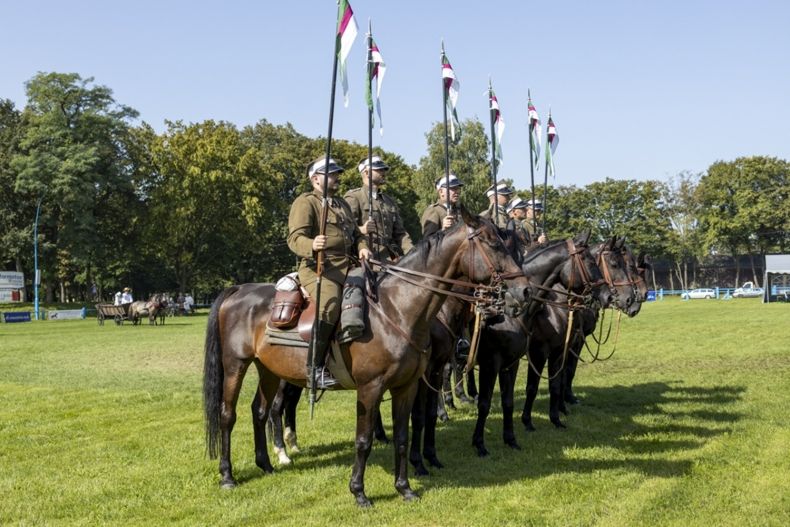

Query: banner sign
left=3, top=311, right=32, bottom=323
left=0, top=271, right=24, bottom=288
left=48, top=309, right=86, bottom=320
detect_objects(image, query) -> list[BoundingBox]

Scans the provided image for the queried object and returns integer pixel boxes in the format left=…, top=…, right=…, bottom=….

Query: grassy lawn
left=1, top=298, right=788, bottom=526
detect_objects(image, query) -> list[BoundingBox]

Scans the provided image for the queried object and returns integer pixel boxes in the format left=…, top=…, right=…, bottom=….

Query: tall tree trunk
left=669, top=267, right=675, bottom=292
left=45, top=282, right=54, bottom=303
left=750, top=253, right=759, bottom=286
left=59, top=281, right=65, bottom=303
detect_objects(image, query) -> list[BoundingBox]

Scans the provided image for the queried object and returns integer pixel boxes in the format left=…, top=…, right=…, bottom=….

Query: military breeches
left=298, top=268, right=345, bottom=326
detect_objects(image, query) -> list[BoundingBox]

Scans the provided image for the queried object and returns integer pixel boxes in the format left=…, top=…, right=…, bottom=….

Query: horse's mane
left=521, top=239, right=567, bottom=264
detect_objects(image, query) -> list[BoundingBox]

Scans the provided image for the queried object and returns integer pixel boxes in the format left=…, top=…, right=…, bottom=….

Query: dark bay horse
left=520, top=237, right=639, bottom=432
left=202, top=210, right=530, bottom=507
left=470, top=233, right=614, bottom=457
left=560, top=243, right=652, bottom=406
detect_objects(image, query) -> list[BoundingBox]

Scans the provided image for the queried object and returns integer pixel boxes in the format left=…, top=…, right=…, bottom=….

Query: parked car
left=682, top=288, right=716, bottom=299
left=732, top=282, right=764, bottom=298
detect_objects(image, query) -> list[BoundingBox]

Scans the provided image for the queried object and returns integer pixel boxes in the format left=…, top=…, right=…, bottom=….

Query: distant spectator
left=114, top=291, right=122, bottom=306
left=184, top=293, right=194, bottom=314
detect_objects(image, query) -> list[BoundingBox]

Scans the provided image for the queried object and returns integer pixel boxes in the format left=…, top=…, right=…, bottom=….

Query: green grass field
left=1, top=298, right=789, bottom=526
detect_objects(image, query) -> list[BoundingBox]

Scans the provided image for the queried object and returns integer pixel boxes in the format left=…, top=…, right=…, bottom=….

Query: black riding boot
left=309, top=321, right=339, bottom=390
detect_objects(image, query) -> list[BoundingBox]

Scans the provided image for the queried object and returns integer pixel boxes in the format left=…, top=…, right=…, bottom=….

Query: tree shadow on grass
left=258, top=380, right=745, bottom=492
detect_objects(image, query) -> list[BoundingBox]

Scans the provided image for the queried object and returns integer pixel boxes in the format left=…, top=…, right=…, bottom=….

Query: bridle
left=368, top=225, right=524, bottom=309
left=526, top=239, right=606, bottom=310
left=620, top=248, right=648, bottom=301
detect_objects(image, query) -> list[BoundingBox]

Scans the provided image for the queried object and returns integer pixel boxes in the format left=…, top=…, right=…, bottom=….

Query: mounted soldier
left=287, top=157, right=371, bottom=389
left=421, top=174, right=464, bottom=236
left=507, top=197, right=548, bottom=245
left=344, top=155, right=414, bottom=261
left=479, top=181, right=513, bottom=229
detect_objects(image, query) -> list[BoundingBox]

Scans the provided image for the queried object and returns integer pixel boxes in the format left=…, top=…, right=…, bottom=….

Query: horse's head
left=561, top=231, right=614, bottom=308
left=592, top=236, right=639, bottom=315
left=620, top=243, right=651, bottom=310
left=453, top=207, right=531, bottom=316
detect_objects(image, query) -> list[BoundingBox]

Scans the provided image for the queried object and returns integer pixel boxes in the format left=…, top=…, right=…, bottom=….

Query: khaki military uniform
left=344, top=186, right=414, bottom=260
left=421, top=201, right=461, bottom=237
left=287, top=190, right=369, bottom=324
left=479, top=203, right=509, bottom=229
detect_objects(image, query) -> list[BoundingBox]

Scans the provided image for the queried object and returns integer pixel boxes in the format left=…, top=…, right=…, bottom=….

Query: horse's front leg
left=409, top=381, right=429, bottom=476
left=498, top=363, right=520, bottom=449
left=521, top=344, right=545, bottom=432
left=349, top=382, right=385, bottom=508
left=391, top=381, right=420, bottom=501
left=472, top=360, right=497, bottom=457
left=548, top=350, right=567, bottom=429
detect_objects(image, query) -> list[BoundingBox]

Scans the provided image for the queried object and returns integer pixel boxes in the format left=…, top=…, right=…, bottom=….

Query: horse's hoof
left=505, top=439, right=521, bottom=450
left=560, top=406, right=568, bottom=416
left=567, top=397, right=580, bottom=405
left=274, top=448, right=292, bottom=466
left=522, top=417, right=536, bottom=432
left=220, top=479, right=237, bottom=489
left=413, top=464, right=430, bottom=477
left=552, top=420, right=567, bottom=429
left=426, top=456, right=444, bottom=469
left=475, top=446, right=489, bottom=457
left=375, top=435, right=391, bottom=445
left=355, top=495, right=372, bottom=508
left=401, top=490, right=420, bottom=502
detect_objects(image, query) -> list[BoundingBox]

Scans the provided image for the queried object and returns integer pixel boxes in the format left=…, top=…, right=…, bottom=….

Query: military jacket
left=479, top=203, right=509, bottom=229
left=421, top=201, right=461, bottom=237
left=287, top=190, right=369, bottom=285
left=344, top=186, right=414, bottom=260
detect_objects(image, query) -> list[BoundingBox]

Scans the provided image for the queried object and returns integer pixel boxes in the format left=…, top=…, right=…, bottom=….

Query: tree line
left=1, top=73, right=788, bottom=302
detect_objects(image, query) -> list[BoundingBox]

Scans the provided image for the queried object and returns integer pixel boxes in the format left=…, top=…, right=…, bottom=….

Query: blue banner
left=3, top=311, right=32, bottom=323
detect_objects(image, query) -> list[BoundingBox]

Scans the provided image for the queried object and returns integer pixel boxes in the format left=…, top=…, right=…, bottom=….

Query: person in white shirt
left=183, top=293, right=194, bottom=314
left=121, top=287, right=133, bottom=304
left=114, top=291, right=122, bottom=306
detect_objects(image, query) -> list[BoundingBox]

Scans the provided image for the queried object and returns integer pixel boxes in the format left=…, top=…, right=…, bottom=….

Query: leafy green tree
left=11, top=73, right=138, bottom=301
left=0, top=99, right=30, bottom=284
left=663, top=172, right=704, bottom=290
left=697, top=156, right=790, bottom=286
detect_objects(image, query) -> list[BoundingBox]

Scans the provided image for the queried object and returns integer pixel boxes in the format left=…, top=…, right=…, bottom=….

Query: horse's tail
left=203, top=285, right=240, bottom=459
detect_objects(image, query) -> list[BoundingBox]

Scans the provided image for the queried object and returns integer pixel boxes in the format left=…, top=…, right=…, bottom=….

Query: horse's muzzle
left=503, top=285, right=530, bottom=318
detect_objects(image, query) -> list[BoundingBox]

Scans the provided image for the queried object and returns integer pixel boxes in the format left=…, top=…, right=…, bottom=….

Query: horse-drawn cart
left=96, top=303, right=130, bottom=325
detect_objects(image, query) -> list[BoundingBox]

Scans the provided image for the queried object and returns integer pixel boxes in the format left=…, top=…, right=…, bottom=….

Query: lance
left=309, top=1, right=343, bottom=419
left=541, top=108, right=551, bottom=234
left=441, top=40, right=451, bottom=213
left=487, top=78, right=499, bottom=226
left=366, top=19, right=374, bottom=248
left=527, top=90, right=537, bottom=234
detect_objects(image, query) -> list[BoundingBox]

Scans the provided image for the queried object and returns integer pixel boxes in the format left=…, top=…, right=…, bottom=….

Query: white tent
left=763, top=254, right=790, bottom=303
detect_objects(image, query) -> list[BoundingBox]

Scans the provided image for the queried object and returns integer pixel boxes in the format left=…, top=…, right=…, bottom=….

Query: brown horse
left=202, top=210, right=530, bottom=507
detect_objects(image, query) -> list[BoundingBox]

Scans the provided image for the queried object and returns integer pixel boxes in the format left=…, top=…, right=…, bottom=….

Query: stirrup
left=315, top=367, right=339, bottom=390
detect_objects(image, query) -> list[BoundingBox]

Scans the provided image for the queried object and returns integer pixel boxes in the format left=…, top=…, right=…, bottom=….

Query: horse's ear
left=460, top=205, right=481, bottom=228
left=615, top=236, right=626, bottom=250
left=574, top=229, right=591, bottom=246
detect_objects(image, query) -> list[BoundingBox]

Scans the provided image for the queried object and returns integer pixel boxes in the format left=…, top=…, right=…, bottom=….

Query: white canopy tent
left=763, top=254, right=790, bottom=303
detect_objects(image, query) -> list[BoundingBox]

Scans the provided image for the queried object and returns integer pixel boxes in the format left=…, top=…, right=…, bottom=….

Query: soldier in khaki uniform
left=506, top=197, right=547, bottom=246
left=479, top=181, right=513, bottom=229
left=344, top=155, right=414, bottom=261
left=421, top=174, right=464, bottom=236
left=287, top=157, right=371, bottom=388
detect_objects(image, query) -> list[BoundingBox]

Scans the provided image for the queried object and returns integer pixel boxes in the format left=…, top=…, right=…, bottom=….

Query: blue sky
left=3, top=1, right=789, bottom=190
